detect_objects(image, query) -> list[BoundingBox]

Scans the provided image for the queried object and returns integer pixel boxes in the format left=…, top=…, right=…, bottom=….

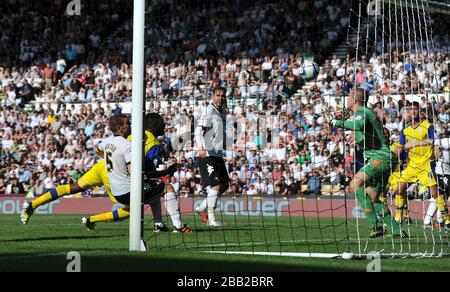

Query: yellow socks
left=436, top=195, right=450, bottom=223
left=89, top=208, right=130, bottom=223
left=403, top=205, right=410, bottom=220
left=394, top=194, right=405, bottom=223
left=31, top=185, right=71, bottom=210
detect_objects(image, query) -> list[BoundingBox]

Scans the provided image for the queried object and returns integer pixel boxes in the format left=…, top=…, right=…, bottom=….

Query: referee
left=194, top=87, right=230, bottom=227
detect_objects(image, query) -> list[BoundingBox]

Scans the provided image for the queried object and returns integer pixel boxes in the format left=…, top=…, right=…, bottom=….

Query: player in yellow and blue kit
left=395, top=102, right=450, bottom=228
left=386, top=140, right=411, bottom=223
left=21, top=113, right=192, bottom=233
left=125, top=114, right=191, bottom=233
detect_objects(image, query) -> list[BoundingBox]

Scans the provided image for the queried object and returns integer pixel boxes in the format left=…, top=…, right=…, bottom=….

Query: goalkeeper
left=324, top=88, right=407, bottom=238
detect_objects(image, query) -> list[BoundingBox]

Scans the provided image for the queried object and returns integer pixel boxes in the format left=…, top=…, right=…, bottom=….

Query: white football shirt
left=435, top=138, right=450, bottom=175
left=98, top=136, right=132, bottom=197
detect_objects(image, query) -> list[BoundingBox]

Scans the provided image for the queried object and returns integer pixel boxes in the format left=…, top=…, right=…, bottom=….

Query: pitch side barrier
left=0, top=196, right=430, bottom=219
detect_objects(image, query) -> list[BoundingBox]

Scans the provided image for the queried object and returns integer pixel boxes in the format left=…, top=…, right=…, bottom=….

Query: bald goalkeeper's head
left=347, top=88, right=369, bottom=111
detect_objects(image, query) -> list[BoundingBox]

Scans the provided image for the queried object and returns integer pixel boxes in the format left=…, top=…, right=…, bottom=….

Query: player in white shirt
left=194, top=87, right=230, bottom=227
left=81, top=114, right=181, bottom=230
left=97, top=127, right=132, bottom=199
left=424, top=131, right=450, bottom=228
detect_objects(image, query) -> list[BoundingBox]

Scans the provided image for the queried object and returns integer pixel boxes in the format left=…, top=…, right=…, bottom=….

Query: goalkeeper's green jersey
left=334, top=106, right=391, bottom=160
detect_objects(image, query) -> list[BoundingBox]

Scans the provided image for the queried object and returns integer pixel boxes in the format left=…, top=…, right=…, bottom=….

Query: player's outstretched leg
left=20, top=201, right=34, bottom=225
left=82, top=217, right=96, bottom=231
left=83, top=208, right=130, bottom=230
left=20, top=184, right=72, bottom=225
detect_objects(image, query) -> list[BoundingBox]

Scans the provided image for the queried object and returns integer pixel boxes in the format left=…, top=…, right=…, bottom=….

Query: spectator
left=307, top=171, right=322, bottom=195
left=6, top=176, right=24, bottom=195
left=245, top=184, right=258, bottom=196
left=275, top=177, right=289, bottom=196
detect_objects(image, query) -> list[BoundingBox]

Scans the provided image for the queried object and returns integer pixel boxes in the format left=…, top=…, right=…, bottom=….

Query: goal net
left=134, top=0, right=450, bottom=258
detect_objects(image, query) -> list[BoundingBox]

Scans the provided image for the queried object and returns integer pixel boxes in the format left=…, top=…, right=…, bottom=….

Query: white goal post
left=130, top=0, right=146, bottom=252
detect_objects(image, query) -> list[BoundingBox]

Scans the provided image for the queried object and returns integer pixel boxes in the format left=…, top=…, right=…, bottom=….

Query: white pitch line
left=203, top=251, right=450, bottom=259
left=204, top=251, right=341, bottom=259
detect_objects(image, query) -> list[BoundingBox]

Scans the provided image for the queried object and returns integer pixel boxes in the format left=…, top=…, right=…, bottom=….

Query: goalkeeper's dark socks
left=31, top=184, right=71, bottom=210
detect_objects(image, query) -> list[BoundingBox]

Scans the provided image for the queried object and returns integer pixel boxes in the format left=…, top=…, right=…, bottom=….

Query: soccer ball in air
left=300, top=61, right=319, bottom=81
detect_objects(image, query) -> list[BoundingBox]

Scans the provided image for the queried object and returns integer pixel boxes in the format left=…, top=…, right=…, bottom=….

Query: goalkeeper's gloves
left=336, top=103, right=351, bottom=120
left=323, top=108, right=336, bottom=126
left=336, top=103, right=345, bottom=114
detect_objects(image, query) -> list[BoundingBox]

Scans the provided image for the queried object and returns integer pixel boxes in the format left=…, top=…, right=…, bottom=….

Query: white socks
left=196, top=188, right=221, bottom=224
left=437, top=210, right=444, bottom=224
left=207, top=189, right=220, bottom=223
left=424, top=198, right=442, bottom=225
left=196, top=196, right=208, bottom=213
left=165, top=192, right=182, bottom=229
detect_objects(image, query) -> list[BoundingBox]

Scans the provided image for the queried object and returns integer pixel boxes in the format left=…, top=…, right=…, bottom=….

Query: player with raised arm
left=394, top=102, right=450, bottom=229
left=194, top=87, right=230, bottom=227
left=324, top=88, right=406, bottom=238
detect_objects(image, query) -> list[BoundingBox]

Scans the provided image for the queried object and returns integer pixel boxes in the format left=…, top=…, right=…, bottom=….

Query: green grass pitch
left=1, top=214, right=449, bottom=272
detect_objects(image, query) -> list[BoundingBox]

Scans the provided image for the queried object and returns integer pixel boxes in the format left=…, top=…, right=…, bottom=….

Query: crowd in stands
left=0, top=0, right=349, bottom=68
left=0, top=48, right=448, bottom=198
left=0, top=0, right=449, bottom=198
left=0, top=0, right=133, bottom=68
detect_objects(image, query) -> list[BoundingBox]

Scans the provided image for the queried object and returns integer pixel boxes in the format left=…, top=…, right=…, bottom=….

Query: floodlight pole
left=130, top=0, right=146, bottom=252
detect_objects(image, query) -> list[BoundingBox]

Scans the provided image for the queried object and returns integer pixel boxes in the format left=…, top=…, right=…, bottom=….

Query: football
left=300, top=61, right=319, bottom=81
